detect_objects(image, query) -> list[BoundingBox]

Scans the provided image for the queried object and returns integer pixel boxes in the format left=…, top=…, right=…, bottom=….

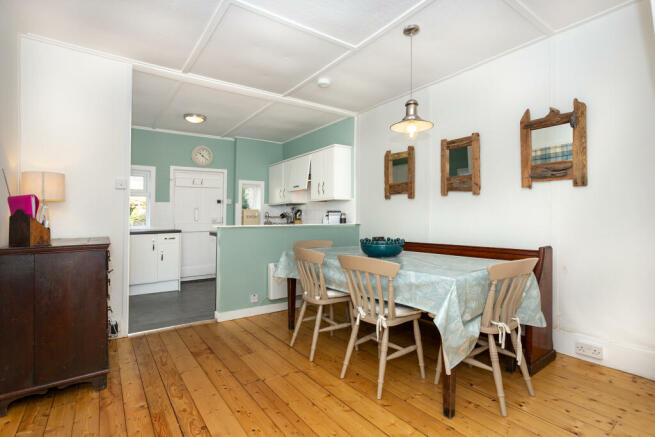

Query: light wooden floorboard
left=3, top=310, right=654, bottom=437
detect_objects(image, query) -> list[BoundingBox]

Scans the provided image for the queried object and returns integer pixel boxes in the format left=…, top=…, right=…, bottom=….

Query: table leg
left=442, top=366, right=456, bottom=418
left=287, top=278, right=296, bottom=330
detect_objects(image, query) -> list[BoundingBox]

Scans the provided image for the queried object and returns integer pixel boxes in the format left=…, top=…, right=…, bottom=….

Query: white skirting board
left=554, top=329, right=655, bottom=380
left=130, top=280, right=180, bottom=295
left=215, top=298, right=302, bottom=322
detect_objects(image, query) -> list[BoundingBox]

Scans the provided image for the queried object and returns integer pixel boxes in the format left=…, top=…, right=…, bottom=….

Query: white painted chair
left=289, top=247, right=352, bottom=362
left=338, top=254, right=425, bottom=399
left=435, top=257, right=538, bottom=416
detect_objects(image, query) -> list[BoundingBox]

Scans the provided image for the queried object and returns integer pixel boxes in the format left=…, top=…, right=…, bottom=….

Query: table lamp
left=21, top=171, right=65, bottom=226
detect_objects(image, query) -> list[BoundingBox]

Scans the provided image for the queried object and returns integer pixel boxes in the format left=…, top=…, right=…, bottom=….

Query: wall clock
left=191, top=145, right=213, bottom=167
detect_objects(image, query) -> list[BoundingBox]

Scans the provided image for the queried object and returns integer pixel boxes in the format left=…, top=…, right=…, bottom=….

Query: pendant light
left=390, top=24, right=434, bottom=139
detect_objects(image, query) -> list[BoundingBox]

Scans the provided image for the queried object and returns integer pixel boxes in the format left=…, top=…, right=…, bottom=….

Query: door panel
left=180, top=232, right=216, bottom=278
left=0, top=254, right=34, bottom=393
left=34, top=251, right=107, bottom=385
left=157, top=234, right=181, bottom=282
left=129, top=234, right=158, bottom=285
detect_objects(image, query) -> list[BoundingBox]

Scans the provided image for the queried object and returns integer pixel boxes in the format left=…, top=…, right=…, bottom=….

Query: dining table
left=275, top=244, right=548, bottom=418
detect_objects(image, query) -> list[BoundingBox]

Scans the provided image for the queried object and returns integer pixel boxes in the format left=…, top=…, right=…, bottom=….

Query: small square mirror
left=384, top=146, right=415, bottom=199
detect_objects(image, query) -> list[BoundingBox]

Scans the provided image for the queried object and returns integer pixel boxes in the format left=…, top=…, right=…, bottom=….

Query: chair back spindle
left=338, top=255, right=400, bottom=321
left=481, top=258, right=538, bottom=328
left=294, top=248, right=329, bottom=300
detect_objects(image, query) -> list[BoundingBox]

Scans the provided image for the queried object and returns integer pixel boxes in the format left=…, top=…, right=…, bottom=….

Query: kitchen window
left=130, top=166, right=155, bottom=228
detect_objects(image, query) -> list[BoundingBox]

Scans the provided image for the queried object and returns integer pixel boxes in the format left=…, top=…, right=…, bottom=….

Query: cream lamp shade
left=21, top=171, right=65, bottom=202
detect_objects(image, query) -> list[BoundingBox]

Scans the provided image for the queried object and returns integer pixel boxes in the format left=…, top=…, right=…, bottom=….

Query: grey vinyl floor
left=128, top=279, right=216, bottom=333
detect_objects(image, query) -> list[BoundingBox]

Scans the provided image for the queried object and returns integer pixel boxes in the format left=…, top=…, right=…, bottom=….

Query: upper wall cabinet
left=268, top=144, right=352, bottom=205
left=286, top=154, right=311, bottom=192
left=310, top=145, right=352, bottom=202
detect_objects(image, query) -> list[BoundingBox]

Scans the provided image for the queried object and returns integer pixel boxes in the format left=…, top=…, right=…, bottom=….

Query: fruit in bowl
left=360, top=237, right=405, bottom=258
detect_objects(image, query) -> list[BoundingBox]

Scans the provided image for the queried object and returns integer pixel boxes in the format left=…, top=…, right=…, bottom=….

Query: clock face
left=192, top=145, right=213, bottom=167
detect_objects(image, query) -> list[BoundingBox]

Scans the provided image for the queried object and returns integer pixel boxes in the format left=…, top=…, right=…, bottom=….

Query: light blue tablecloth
left=275, top=246, right=546, bottom=370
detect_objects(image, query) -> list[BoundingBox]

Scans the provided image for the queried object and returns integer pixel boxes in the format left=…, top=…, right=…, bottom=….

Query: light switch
left=114, top=178, right=127, bottom=190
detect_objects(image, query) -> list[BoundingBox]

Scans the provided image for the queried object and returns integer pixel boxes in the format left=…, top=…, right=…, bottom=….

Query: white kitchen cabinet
left=286, top=154, right=311, bottom=192
left=157, top=234, right=181, bottom=281
left=310, top=145, right=352, bottom=201
left=268, top=162, right=285, bottom=205
left=129, top=234, right=158, bottom=285
left=129, top=232, right=181, bottom=295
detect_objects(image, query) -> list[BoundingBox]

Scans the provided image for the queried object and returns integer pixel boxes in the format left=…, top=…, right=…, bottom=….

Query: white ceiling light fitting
left=184, top=113, right=207, bottom=124
left=317, top=77, right=331, bottom=88
left=390, top=24, right=434, bottom=140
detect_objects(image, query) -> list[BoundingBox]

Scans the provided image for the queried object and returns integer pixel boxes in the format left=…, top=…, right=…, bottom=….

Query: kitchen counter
left=130, top=228, right=181, bottom=235
left=213, top=223, right=359, bottom=229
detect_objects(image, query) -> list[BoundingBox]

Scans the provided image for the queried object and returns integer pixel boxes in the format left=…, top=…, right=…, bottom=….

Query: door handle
left=194, top=208, right=199, bottom=222
left=152, top=239, right=155, bottom=251
left=160, top=250, right=164, bottom=261
left=322, top=182, right=325, bottom=194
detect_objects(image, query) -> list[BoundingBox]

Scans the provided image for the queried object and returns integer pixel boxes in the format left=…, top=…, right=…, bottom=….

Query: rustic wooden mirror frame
left=384, top=146, right=415, bottom=199
left=440, top=133, right=480, bottom=196
left=520, top=98, right=587, bottom=188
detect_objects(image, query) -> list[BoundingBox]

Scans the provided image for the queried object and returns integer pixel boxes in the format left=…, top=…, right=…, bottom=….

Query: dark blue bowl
left=360, top=238, right=404, bottom=258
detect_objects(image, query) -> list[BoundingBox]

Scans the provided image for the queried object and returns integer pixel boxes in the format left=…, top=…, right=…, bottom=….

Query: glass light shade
left=390, top=99, right=434, bottom=138
left=21, top=171, right=65, bottom=202
left=184, top=113, right=206, bottom=124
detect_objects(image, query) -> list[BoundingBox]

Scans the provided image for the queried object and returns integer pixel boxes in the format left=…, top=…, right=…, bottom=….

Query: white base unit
left=268, top=263, right=303, bottom=300
left=129, top=232, right=181, bottom=295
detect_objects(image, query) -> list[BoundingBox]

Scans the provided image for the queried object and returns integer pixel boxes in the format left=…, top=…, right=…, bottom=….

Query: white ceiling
left=13, top=0, right=631, bottom=142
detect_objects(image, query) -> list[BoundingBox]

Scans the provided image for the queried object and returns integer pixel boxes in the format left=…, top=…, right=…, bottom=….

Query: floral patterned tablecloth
left=276, top=246, right=546, bottom=370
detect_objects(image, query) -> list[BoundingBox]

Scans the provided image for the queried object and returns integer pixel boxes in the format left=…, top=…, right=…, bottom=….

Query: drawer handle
left=164, top=237, right=176, bottom=240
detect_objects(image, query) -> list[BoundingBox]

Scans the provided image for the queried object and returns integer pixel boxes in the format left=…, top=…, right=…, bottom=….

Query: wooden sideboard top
left=0, top=237, right=110, bottom=255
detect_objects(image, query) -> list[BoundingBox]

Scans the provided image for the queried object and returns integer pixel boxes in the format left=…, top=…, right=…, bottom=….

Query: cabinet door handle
left=322, top=182, right=325, bottom=194
left=152, top=239, right=155, bottom=251
left=160, top=250, right=164, bottom=261
left=194, top=208, right=199, bottom=222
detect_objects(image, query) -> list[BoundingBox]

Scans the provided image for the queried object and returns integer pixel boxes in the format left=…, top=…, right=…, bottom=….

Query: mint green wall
left=235, top=138, right=283, bottom=204
left=283, top=117, right=354, bottom=159
left=216, top=225, right=360, bottom=312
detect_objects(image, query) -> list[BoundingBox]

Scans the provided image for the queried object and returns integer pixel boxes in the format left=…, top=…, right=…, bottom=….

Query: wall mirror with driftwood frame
left=441, top=133, right=480, bottom=196
left=521, top=98, right=587, bottom=187
left=384, top=146, right=415, bottom=199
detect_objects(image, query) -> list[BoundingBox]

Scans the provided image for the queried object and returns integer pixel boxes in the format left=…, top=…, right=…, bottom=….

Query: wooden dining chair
left=290, top=247, right=352, bottom=361
left=292, top=239, right=339, bottom=329
left=338, top=254, right=425, bottom=399
left=435, top=257, right=538, bottom=416
left=293, top=239, right=334, bottom=249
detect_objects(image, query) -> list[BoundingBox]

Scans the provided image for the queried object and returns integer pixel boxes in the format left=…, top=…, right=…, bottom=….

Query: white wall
left=20, top=38, right=132, bottom=336
left=0, top=2, right=21, bottom=246
left=357, top=2, right=655, bottom=379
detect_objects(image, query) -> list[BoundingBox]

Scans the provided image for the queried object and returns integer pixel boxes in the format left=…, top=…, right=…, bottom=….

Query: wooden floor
left=1, top=308, right=654, bottom=437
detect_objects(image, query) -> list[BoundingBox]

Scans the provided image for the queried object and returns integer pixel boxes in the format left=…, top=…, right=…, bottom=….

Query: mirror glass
left=531, top=124, right=573, bottom=164
left=392, top=156, right=409, bottom=183
left=449, top=146, right=471, bottom=176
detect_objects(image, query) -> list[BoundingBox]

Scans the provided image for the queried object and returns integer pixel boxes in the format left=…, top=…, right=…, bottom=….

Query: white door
left=129, top=234, right=158, bottom=285
left=172, top=168, right=225, bottom=280
left=157, top=234, right=181, bottom=281
left=268, top=162, right=285, bottom=205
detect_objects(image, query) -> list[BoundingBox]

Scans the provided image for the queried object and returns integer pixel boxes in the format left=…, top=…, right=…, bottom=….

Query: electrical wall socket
left=575, top=341, right=603, bottom=360
left=249, top=293, right=259, bottom=303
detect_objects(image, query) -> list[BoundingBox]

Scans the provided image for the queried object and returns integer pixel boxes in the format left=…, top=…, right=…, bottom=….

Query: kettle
left=294, top=209, right=302, bottom=224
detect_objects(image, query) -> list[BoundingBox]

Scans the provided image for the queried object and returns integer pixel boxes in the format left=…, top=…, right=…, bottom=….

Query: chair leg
left=309, top=305, right=323, bottom=362
left=434, top=345, right=443, bottom=384
left=290, top=300, right=307, bottom=347
left=340, top=320, right=360, bottom=378
left=488, top=333, right=508, bottom=416
left=377, top=327, right=390, bottom=399
left=413, top=319, right=425, bottom=379
left=329, top=304, right=335, bottom=336
left=511, top=330, right=535, bottom=396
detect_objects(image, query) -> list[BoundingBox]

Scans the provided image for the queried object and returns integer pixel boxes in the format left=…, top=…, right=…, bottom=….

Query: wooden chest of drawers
left=0, top=237, right=110, bottom=416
